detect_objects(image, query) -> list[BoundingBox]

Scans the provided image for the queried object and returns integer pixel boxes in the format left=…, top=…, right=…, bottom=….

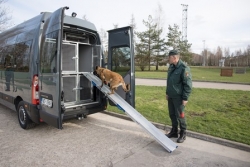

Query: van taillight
left=32, top=75, right=39, bottom=105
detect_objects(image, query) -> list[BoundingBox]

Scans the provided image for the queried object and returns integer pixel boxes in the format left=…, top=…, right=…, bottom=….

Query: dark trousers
left=5, top=76, right=11, bottom=90
left=168, top=97, right=187, bottom=130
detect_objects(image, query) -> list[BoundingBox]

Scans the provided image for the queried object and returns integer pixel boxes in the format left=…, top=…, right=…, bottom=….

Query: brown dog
left=94, top=66, right=130, bottom=94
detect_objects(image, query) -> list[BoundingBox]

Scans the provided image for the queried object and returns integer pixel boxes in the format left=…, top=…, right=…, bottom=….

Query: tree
left=153, top=27, right=166, bottom=70
left=135, top=15, right=165, bottom=71
left=246, top=45, right=250, bottom=66
left=135, top=41, right=148, bottom=71
left=166, top=24, right=192, bottom=64
left=224, top=47, right=230, bottom=58
left=153, top=3, right=167, bottom=70
left=0, top=0, right=12, bottom=32
left=129, top=14, right=136, bottom=45
left=113, top=24, right=118, bottom=29
left=179, top=39, right=192, bottom=64
left=112, top=47, right=130, bottom=71
left=166, top=24, right=181, bottom=50
left=99, top=28, right=108, bottom=62
left=216, top=46, right=223, bottom=66
left=207, top=51, right=213, bottom=66
left=224, top=47, right=230, bottom=66
left=82, top=15, right=88, bottom=21
left=129, top=14, right=136, bottom=29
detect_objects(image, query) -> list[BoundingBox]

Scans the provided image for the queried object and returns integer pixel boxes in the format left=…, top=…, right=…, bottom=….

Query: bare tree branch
left=82, top=14, right=88, bottom=21
left=0, top=0, right=12, bottom=32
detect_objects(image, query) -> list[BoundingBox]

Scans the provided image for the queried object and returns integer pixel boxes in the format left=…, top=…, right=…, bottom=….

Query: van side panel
left=0, top=14, right=46, bottom=121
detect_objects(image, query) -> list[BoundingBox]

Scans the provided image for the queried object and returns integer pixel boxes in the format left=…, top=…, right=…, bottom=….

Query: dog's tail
left=122, top=82, right=130, bottom=92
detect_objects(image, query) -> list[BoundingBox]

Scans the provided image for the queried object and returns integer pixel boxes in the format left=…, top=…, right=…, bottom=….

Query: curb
left=102, top=110, right=250, bottom=153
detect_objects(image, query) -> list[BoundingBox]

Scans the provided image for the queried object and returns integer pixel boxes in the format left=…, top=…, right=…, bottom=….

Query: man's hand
left=182, top=100, right=188, bottom=106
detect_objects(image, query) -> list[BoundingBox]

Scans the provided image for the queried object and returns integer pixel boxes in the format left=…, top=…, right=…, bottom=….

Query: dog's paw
left=107, top=92, right=114, bottom=95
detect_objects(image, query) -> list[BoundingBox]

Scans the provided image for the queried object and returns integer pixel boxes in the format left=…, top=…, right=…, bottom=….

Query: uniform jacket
left=166, top=60, right=192, bottom=100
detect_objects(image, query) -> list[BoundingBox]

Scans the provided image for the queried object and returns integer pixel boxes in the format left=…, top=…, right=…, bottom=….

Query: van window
left=0, top=41, right=32, bottom=72
left=4, top=45, right=14, bottom=66
left=0, top=47, right=8, bottom=70
left=14, top=40, right=32, bottom=72
left=0, top=45, right=15, bottom=70
left=0, top=48, right=3, bottom=70
left=41, top=31, right=58, bottom=73
left=111, top=47, right=131, bottom=76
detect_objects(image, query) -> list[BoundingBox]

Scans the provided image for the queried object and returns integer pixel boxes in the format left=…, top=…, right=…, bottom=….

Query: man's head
left=168, top=50, right=180, bottom=65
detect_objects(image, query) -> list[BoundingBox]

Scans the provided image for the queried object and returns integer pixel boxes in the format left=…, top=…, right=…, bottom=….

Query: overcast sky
left=4, top=0, right=250, bottom=54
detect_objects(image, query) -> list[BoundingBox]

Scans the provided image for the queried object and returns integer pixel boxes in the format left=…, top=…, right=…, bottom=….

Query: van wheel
left=17, top=101, right=36, bottom=129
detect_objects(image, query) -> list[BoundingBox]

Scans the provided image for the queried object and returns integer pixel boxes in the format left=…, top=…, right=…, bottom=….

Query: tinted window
left=14, top=41, right=32, bottom=72
left=41, top=31, right=58, bottom=73
left=0, top=41, right=31, bottom=72
left=0, top=47, right=9, bottom=70
left=111, top=47, right=131, bottom=76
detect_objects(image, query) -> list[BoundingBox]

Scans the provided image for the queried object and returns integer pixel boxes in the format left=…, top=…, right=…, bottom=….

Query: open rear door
left=39, top=7, right=68, bottom=129
left=107, top=26, right=135, bottom=107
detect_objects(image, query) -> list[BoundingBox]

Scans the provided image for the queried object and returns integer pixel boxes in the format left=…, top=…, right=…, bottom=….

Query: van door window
left=41, top=31, right=59, bottom=74
left=111, top=47, right=131, bottom=76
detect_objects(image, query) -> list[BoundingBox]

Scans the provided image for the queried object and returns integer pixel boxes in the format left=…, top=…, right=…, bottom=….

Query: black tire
left=17, top=101, right=36, bottom=129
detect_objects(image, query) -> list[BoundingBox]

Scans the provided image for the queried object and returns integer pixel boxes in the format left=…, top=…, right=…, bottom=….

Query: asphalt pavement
left=0, top=106, right=250, bottom=167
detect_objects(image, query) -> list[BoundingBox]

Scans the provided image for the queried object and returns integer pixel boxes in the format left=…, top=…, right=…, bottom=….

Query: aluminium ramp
left=83, top=72, right=178, bottom=153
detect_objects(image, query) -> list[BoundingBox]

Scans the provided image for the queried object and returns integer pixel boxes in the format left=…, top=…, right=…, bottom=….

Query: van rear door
left=39, top=7, right=68, bottom=129
left=107, top=26, right=135, bottom=107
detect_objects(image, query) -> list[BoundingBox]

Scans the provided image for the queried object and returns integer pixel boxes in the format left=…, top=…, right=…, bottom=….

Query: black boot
left=177, top=130, right=186, bottom=143
left=166, top=127, right=178, bottom=138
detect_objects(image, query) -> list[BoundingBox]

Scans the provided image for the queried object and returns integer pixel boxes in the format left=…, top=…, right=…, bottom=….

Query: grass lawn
left=107, top=86, right=250, bottom=145
left=135, top=66, right=250, bottom=84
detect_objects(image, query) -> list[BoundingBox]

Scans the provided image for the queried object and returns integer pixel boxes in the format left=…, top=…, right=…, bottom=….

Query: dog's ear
left=95, top=66, right=98, bottom=70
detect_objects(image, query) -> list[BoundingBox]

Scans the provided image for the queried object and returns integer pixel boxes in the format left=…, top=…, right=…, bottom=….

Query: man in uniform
left=166, top=50, right=192, bottom=143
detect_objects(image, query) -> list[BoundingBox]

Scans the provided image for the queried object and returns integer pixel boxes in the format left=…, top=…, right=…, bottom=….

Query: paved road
left=136, top=78, right=250, bottom=91
left=0, top=105, right=250, bottom=167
